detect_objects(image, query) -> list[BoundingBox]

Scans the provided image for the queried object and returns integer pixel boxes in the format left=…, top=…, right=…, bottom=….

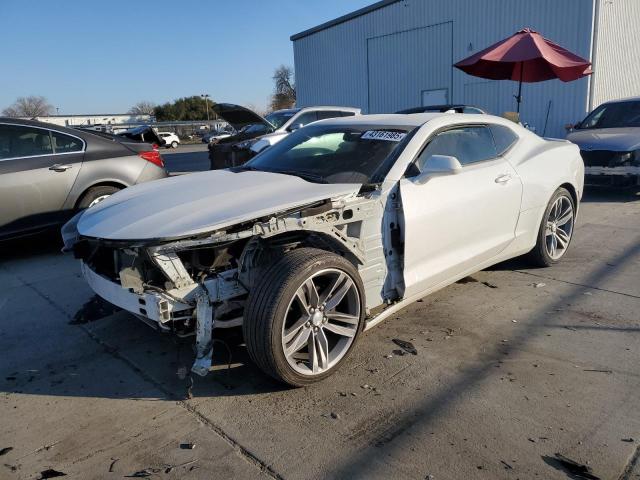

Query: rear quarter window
left=489, top=124, right=519, bottom=155
left=52, top=131, right=83, bottom=153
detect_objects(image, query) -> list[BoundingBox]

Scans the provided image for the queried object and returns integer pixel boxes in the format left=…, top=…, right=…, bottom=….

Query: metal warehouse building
left=291, top=0, right=640, bottom=137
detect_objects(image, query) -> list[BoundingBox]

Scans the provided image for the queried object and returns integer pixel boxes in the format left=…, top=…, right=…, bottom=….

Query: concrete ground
left=1, top=188, right=639, bottom=480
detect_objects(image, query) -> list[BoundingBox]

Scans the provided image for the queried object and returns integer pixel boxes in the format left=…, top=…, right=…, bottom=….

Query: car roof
left=601, top=96, right=640, bottom=105
left=0, top=116, right=83, bottom=134
left=299, top=105, right=361, bottom=112
left=306, top=112, right=444, bottom=127
left=306, top=112, right=520, bottom=131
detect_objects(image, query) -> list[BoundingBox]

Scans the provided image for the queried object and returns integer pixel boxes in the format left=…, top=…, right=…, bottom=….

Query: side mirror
left=412, top=155, right=462, bottom=185
left=288, top=123, right=304, bottom=132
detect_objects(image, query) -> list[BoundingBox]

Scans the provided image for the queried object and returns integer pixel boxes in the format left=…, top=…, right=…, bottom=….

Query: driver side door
left=399, top=124, right=522, bottom=298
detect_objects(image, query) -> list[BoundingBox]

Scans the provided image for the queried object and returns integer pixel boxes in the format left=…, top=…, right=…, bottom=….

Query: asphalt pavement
left=0, top=188, right=639, bottom=479
left=161, top=143, right=210, bottom=173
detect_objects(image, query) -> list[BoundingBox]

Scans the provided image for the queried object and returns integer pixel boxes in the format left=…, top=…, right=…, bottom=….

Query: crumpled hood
left=76, top=170, right=360, bottom=241
left=567, top=128, right=640, bottom=151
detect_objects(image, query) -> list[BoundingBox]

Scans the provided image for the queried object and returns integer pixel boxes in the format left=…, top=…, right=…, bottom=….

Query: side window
left=339, top=111, right=356, bottom=117
left=0, top=125, right=11, bottom=159
left=317, top=110, right=341, bottom=120
left=414, top=126, right=497, bottom=172
left=290, top=111, right=318, bottom=129
left=0, top=125, right=53, bottom=159
left=52, top=131, right=83, bottom=153
left=489, top=124, right=518, bottom=155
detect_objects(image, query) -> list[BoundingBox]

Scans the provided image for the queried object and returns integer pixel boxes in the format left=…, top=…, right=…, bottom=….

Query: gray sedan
left=0, top=118, right=168, bottom=239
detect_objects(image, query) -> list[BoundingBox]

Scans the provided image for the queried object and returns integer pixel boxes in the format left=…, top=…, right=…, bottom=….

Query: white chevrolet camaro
left=63, top=113, right=584, bottom=386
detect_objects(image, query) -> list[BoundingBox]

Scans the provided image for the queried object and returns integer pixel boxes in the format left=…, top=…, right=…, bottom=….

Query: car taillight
left=138, top=150, right=164, bottom=168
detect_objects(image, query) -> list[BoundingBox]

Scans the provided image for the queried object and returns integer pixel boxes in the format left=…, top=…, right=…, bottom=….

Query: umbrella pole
left=516, top=62, right=524, bottom=114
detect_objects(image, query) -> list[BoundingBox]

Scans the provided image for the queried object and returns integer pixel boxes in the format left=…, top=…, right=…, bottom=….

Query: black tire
left=243, top=248, right=365, bottom=387
left=77, top=185, right=120, bottom=210
left=526, top=187, right=575, bottom=267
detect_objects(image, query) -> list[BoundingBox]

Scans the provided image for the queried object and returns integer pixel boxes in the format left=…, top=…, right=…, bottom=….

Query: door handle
left=495, top=173, right=512, bottom=184
left=49, top=164, right=73, bottom=172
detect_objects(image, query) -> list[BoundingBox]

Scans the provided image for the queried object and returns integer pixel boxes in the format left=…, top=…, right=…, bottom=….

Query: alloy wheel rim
left=88, top=194, right=110, bottom=208
left=545, top=195, right=574, bottom=260
left=281, top=268, right=360, bottom=376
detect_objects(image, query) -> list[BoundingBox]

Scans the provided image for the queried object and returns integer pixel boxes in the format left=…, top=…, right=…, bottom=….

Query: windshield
left=265, top=111, right=297, bottom=129
left=244, top=123, right=271, bottom=134
left=578, top=101, right=640, bottom=129
left=241, top=124, right=414, bottom=184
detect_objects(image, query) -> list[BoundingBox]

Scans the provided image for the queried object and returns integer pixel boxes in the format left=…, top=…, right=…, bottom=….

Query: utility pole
left=201, top=94, right=210, bottom=122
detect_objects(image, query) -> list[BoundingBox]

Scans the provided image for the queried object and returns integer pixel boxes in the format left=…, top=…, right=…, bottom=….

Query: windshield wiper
left=270, top=169, right=329, bottom=184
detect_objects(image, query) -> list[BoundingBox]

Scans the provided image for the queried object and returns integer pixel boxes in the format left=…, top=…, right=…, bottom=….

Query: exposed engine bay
left=68, top=190, right=401, bottom=376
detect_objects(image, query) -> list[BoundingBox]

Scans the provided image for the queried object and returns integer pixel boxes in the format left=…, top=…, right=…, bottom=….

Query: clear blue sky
left=0, top=0, right=374, bottom=114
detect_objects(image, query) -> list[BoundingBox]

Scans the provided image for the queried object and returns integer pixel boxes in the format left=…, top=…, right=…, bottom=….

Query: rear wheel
left=527, top=187, right=576, bottom=267
left=78, top=185, right=120, bottom=209
left=171, top=141, right=178, bottom=148
left=243, top=248, right=365, bottom=386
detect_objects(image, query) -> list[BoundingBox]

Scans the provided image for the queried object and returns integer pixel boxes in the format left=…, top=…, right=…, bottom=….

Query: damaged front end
left=64, top=193, right=383, bottom=377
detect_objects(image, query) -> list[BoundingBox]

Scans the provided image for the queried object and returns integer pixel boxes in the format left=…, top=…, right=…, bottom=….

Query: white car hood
left=77, top=170, right=360, bottom=241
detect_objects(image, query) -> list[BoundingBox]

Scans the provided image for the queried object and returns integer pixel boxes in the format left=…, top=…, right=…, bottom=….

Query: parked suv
left=249, top=106, right=361, bottom=154
left=159, top=132, right=180, bottom=148
left=0, top=118, right=168, bottom=239
left=207, top=103, right=361, bottom=169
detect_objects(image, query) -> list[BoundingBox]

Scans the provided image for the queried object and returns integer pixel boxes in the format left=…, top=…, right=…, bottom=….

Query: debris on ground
left=180, top=443, right=196, bottom=450
left=126, top=468, right=159, bottom=478
left=37, top=470, right=66, bottom=479
left=501, top=460, right=514, bottom=470
left=583, top=369, right=613, bottom=374
left=392, top=339, right=418, bottom=355
left=533, top=282, right=546, bottom=288
left=384, top=354, right=393, bottom=359
left=542, top=453, right=601, bottom=480
left=330, top=412, right=340, bottom=419
left=481, top=281, right=498, bottom=288
left=621, top=437, right=634, bottom=442
left=108, top=458, right=119, bottom=473
left=0, top=448, right=12, bottom=456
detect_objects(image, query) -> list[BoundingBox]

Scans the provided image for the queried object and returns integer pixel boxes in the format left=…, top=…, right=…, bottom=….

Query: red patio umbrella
left=454, top=28, right=592, bottom=113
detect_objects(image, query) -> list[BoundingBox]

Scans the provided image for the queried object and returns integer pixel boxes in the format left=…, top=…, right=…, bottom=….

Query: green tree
left=153, top=96, right=216, bottom=121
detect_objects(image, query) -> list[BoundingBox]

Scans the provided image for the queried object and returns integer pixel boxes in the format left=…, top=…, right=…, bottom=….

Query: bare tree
left=128, top=101, right=156, bottom=116
left=2, top=96, right=54, bottom=118
left=270, top=65, right=296, bottom=111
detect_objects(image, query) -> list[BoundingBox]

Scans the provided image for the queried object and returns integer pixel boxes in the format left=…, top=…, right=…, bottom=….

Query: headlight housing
left=610, top=151, right=633, bottom=166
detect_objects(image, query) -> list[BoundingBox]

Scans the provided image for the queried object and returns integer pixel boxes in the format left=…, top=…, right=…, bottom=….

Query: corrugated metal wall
left=293, top=0, right=595, bottom=137
left=590, top=0, right=640, bottom=109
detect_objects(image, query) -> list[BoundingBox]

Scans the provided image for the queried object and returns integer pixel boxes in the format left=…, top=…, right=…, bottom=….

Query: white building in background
left=27, top=113, right=154, bottom=127
left=291, top=0, right=640, bottom=137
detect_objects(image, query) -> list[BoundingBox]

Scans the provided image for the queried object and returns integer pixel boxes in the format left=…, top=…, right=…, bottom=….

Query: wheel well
left=560, top=182, right=578, bottom=207
left=262, top=231, right=360, bottom=267
left=75, top=181, right=127, bottom=209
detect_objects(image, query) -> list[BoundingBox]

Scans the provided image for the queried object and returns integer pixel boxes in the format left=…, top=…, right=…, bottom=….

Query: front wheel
left=527, top=187, right=576, bottom=267
left=243, top=248, right=365, bottom=386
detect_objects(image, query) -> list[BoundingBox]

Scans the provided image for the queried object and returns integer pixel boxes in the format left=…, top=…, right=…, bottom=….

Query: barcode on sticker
left=361, top=130, right=407, bottom=142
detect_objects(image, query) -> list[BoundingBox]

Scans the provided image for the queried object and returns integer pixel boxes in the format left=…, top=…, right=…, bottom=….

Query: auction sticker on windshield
left=361, top=130, right=407, bottom=142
